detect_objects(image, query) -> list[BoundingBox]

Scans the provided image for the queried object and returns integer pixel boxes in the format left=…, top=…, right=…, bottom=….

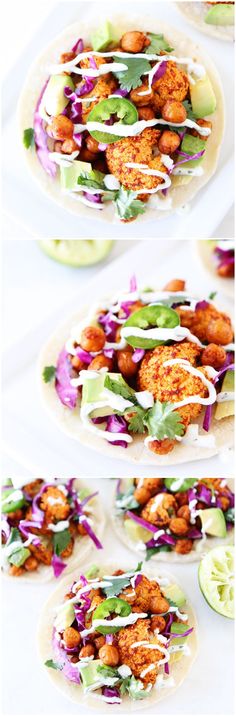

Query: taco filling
left=1, top=479, right=102, bottom=578
left=43, top=276, right=234, bottom=456
left=23, top=21, right=220, bottom=221
left=114, top=478, right=235, bottom=559
left=213, top=240, right=235, bottom=278
left=44, top=563, right=195, bottom=704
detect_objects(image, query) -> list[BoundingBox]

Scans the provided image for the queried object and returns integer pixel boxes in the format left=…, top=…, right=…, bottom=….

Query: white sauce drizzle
left=47, top=520, right=69, bottom=532
left=163, top=359, right=217, bottom=408
left=121, top=324, right=203, bottom=346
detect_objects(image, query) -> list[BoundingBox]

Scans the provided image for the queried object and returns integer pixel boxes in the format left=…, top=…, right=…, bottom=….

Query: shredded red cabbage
left=75, top=347, right=93, bottom=364
left=114, top=88, right=129, bottom=97
left=19, top=520, right=41, bottom=546
left=129, top=275, right=137, bottom=292
left=186, top=528, right=203, bottom=539
left=52, top=628, right=81, bottom=683
left=71, top=38, right=84, bottom=53
left=55, top=349, right=77, bottom=409
left=34, top=80, right=57, bottom=178
left=125, top=510, right=157, bottom=533
left=102, top=687, right=121, bottom=703
left=83, top=191, right=102, bottom=204
left=1, top=519, right=10, bottom=541
left=78, top=516, right=103, bottom=549
left=107, top=415, right=129, bottom=448
left=173, top=149, right=205, bottom=169
left=195, top=300, right=209, bottom=310
left=105, top=634, right=114, bottom=644
left=152, top=61, right=166, bottom=84
left=51, top=553, right=67, bottom=578
left=104, top=348, right=114, bottom=359
left=132, top=348, right=145, bottom=363
left=146, top=533, right=176, bottom=548
left=203, top=362, right=234, bottom=432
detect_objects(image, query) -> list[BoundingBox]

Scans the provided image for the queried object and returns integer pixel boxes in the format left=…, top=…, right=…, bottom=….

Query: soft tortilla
left=111, top=479, right=235, bottom=563
left=175, top=2, right=234, bottom=42
left=18, top=11, right=225, bottom=223
left=39, top=301, right=234, bottom=466
left=195, top=240, right=234, bottom=299
left=37, top=561, right=198, bottom=712
left=3, top=479, right=105, bottom=583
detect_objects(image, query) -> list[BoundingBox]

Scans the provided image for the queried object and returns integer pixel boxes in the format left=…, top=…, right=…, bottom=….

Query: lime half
left=198, top=546, right=234, bottom=619
left=39, top=240, right=113, bottom=266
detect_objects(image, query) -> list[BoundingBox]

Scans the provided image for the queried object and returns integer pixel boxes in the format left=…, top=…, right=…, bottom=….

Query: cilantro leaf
left=225, top=508, right=235, bottom=524
left=97, top=665, right=119, bottom=679
left=145, top=33, right=174, bottom=55
left=208, top=290, right=217, bottom=301
left=104, top=374, right=136, bottom=403
left=43, top=365, right=56, bottom=383
left=45, top=659, right=63, bottom=671
left=103, top=563, right=142, bottom=598
left=77, top=170, right=106, bottom=190
left=182, top=100, right=197, bottom=121
left=113, top=56, right=151, bottom=92
left=114, top=187, right=146, bottom=221
left=53, top=528, right=71, bottom=556
left=23, top=128, right=35, bottom=149
left=116, top=485, right=140, bottom=512
left=146, top=545, right=171, bottom=561
left=127, top=407, right=147, bottom=434
left=143, top=401, right=185, bottom=441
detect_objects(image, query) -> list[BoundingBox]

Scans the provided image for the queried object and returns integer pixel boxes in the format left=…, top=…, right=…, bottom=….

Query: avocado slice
left=60, top=161, right=92, bottom=191
left=190, top=74, right=216, bottom=118
left=163, top=583, right=186, bottom=608
left=79, top=659, right=103, bottom=691
left=54, top=602, right=75, bottom=632
left=43, top=75, right=74, bottom=117
left=199, top=507, right=227, bottom=538
left=91, top=21, right=114, bottom=51
left=81, top=372, right=129, bottom=418
left=215, top=369, right=234, bottom=420
left=205, top=3, right=234, bottom=26
left=124, top=518, right=152, bottom=544
left=180, top=134, right=206, bottom=168
left=169, top=622, right=189, bottom=663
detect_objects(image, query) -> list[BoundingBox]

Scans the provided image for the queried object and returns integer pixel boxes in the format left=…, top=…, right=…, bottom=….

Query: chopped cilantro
left=146, top=545, right=171, bottom=561
left=23, top=128, right=35, bottom=149
left=113, top=56, right=151, bottom=92
left=53, top=528, right=71, bottom=556
left=145, top=33, right=174, bottom=55
left=97, top=665, right=119, bottom=678
left=114, top=187, right=146, bottom=221
left=42, top=365, right=56, bottom=383
left=104, top=374, right=136, bottom=403
left=45, top=659, right=63, bottom=671
left=144, top=401, right=185, bottom=441
left=183, top=100, right=197, bottom=121
left=77, top=170, right=106, bottom=190
left=225, top=508, right=235, bottom=524
left=128, top=407, right=147, bottom=434
left=103, top=563, right=142, bottom=598
left=208, top=290, right=217, bottom=301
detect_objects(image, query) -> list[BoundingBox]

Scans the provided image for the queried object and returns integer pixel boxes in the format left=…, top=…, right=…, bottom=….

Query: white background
left=2, top=0, right=234, bottom=238
left=2, top=478, right=234, bottom=716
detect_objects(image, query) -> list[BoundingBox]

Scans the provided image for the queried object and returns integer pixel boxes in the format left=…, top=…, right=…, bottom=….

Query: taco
left=1, top=478, right=104, bottom=582
left=40, top=275, right=234, bottom=466
left=19, top=12, right=224, bottom=224
left=196, top=240, right=234, bottom=299
left=38, top=561, right=198, bottom=710
left=112, top=478, right=235, bottom=563
left=176, top=2, right=234, bottom=42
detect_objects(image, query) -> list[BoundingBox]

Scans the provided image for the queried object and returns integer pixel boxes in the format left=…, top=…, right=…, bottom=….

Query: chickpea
left=121, top=31, right=149, bottom=54
left=158, top=130, right=181, bottom=155
left=201, top=344, right=226, bottom=371
left=70, top=655, right=79, bottom=663
left=130, top=84, right=154, bottom=107
left=51, top=115, right=74, bottom=140
left=71, top=355, right=86, bottom=371
left=218, top=496, right=230, bottom=511
left=207, top=319, right=233, bottom=346
left=94, top=635, right=106, bottom=650
left=113, top=570, right=124, bottom=576
left=64, top=627, right=81, bottom=649
left=133, top=487, right=151, bottom=505
left=24, top=556, right=38, bottom=571
left=9, top=566, right=23, bottom=576
left=149, top=438, right=175, bottom=455
left=77, top=522, right=88, bottom=536
left=60, top=51, right=76, bottom=64
left=80, top=326, right=106, bottom=352
left=117, top=349, right=138, bottom=379
left=88, top=355, right=113, bottom=371
left=138, top=106, right=155, bottom=121
left=177, top=506, right=190, bottom=522
left=163, top=279, right=185, bottom=292
left=79, top=146, right=97, bottom=163
left=175, top=491, right=189, bottom=507
left=99, top=644, right=120, bottom=667
left=169, top=517, right=189, bottom=536
left=218, top=263, right=234, bottom=278
left=149, top=596, right=169, bottom=614
left=175, top=538, right=193, bottom=555
left=162, top=100, right=187, bottom=124
left=86, top=136, right=100, bottom=154
left=191, top=119, right=212, bottom=141
left=79, top=644, right=94, bottom=659
left=54, top=140, right=63, bottom=153
left=61, top=138, right=79, bottom=154
left=150, top=615, right=166, bottom=632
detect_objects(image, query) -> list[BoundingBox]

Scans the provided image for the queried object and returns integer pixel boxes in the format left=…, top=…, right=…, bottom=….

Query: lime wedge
left=198, top=546, right=234, bottom=619
left=39, top=240, right=113, bottom=266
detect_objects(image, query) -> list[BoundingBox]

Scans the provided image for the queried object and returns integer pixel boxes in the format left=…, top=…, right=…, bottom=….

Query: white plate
left=2, top=0, right=234, bottom=238
left=2, top=238, right=234, bottom=477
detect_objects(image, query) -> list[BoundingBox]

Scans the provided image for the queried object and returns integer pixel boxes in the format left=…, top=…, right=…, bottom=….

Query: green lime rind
left=198, top=546, right=234, bottom=619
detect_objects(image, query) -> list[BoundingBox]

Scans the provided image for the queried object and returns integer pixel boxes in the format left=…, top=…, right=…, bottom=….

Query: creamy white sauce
left=135, top=390, right=154, bottom=409
left=179, top=423, right=216, bottom=448
left=173, top=166, right=204, bottom=177
left=121, top=324, right=203, bottom=346
left=216, top=391, right=234, bottom=402
left=73, top=116, right=210, bottom=138
left=163, top=359, right=217, bottom=408
left=153, top=529, right=165, bottom=539
left=47, top=520, right=69, bottom=532
left=140, top=664, right=157, bottom=678
left=168, top=607, right=188, bottom=621
left=150, top=494, right=164, bottom=512
left=82, top=611, right=147, bottom=637
left=117, top=665, right=132, bottom=678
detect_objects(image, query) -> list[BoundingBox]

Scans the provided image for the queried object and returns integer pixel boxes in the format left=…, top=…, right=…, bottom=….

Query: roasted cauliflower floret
left=176, top=304, right=234, bottom=346
left=106, top=128, right=167, bottom=193
left=151, top=61, right=189, bottom=112
left=118, top=574, right=162, bottom=612
left=141, top=493, right=177, bottom=527
left=40, top=486, right=70, bottom=521
left=81, top=75, right=118, bottom=120
left=115, top=618, right=163, bottom=685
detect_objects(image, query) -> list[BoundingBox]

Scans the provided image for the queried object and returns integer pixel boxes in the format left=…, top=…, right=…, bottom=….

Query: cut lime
left=198, top=546, right=234, bottom=619
left=39, top=240, right=113, bottom=266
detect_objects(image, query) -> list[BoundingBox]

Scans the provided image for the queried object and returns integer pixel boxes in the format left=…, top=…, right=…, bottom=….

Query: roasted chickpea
left=94, top=635, right=106, bottom=650
left=217, top=263, right=234, bottom=278
left=79, top=146, right=98, bottom=163
left=24, top=556, right=38, bottom=571
left=133, top=487, right=152, bottom=505
left=61, top=138, right=79, bottom=154
left=169, top=517, right=189, bottom=536
left=54, top=140, right=63, bottom=153
left=175, top=491, right=189, bottom=507
left=88, top=355, right=113, bottom=371
left=162, top=100, right=187, bottom=124
left=77, top=522, right=88, bottom=536
left=175, top=538, right=193, bottom=554
left=149, top=596, right=169, bottom=614
left=207, top=319, right=233, bottom=346
left=121, top=31, right=149, bottom=54
left=149, top=438, right=175, bottom=455
left=191, top=119, right=212, bottom=141
left=70, top=655, right=79, bottom=663
left=150, top=615, right=166, bottom=632
left=86, top=136, right=100, bottom=153
left=138, top=106, right=155, bottom=121
left=117, top=349, right=138, bottom=379
left=61, top=539, right=74, bottom=559
left=130, top=84, right=154, bottom=106
left=158, top=130, right=181, bottom=155
left=60, top=51, right=76, bottom=64
left=9, top=566, right=23, bottom=576
left=80, top=326, right=106, bottom=352
left=99, top=644, right=120, bottom=667
left=177, top=505, right=190, bottom=522
left=163, top=279, right=185, bottom=292
left=218, top=496, right=230, bottom=511
left=79, top=644, right=95, bottom=659
left=64, top=627, right=81, bottom=649
left=71, top=355, right=86, bottom=371
left=201, top=344, right=227, bottom=371
left=51, top=115, right=74, bottom=140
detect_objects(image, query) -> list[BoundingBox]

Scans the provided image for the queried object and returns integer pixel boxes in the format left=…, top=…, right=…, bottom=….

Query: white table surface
left=2, top=0, right=234, bottom=239
left=2, top=478, right=234, bottom=716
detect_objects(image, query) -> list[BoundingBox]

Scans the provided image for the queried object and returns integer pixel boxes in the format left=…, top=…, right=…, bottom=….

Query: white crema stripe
left=163, top=359, right=217, bottom=408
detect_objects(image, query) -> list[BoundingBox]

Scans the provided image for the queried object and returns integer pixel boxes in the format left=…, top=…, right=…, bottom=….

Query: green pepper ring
left=1, top=488, right=26, bottom=514
left=164, top=478, right=197, bottom=493
left=87, top=97, right=138, bottom=144
left=123, top=304, right=180, bottom=349
left=92, top=596, right=131, bottom=633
